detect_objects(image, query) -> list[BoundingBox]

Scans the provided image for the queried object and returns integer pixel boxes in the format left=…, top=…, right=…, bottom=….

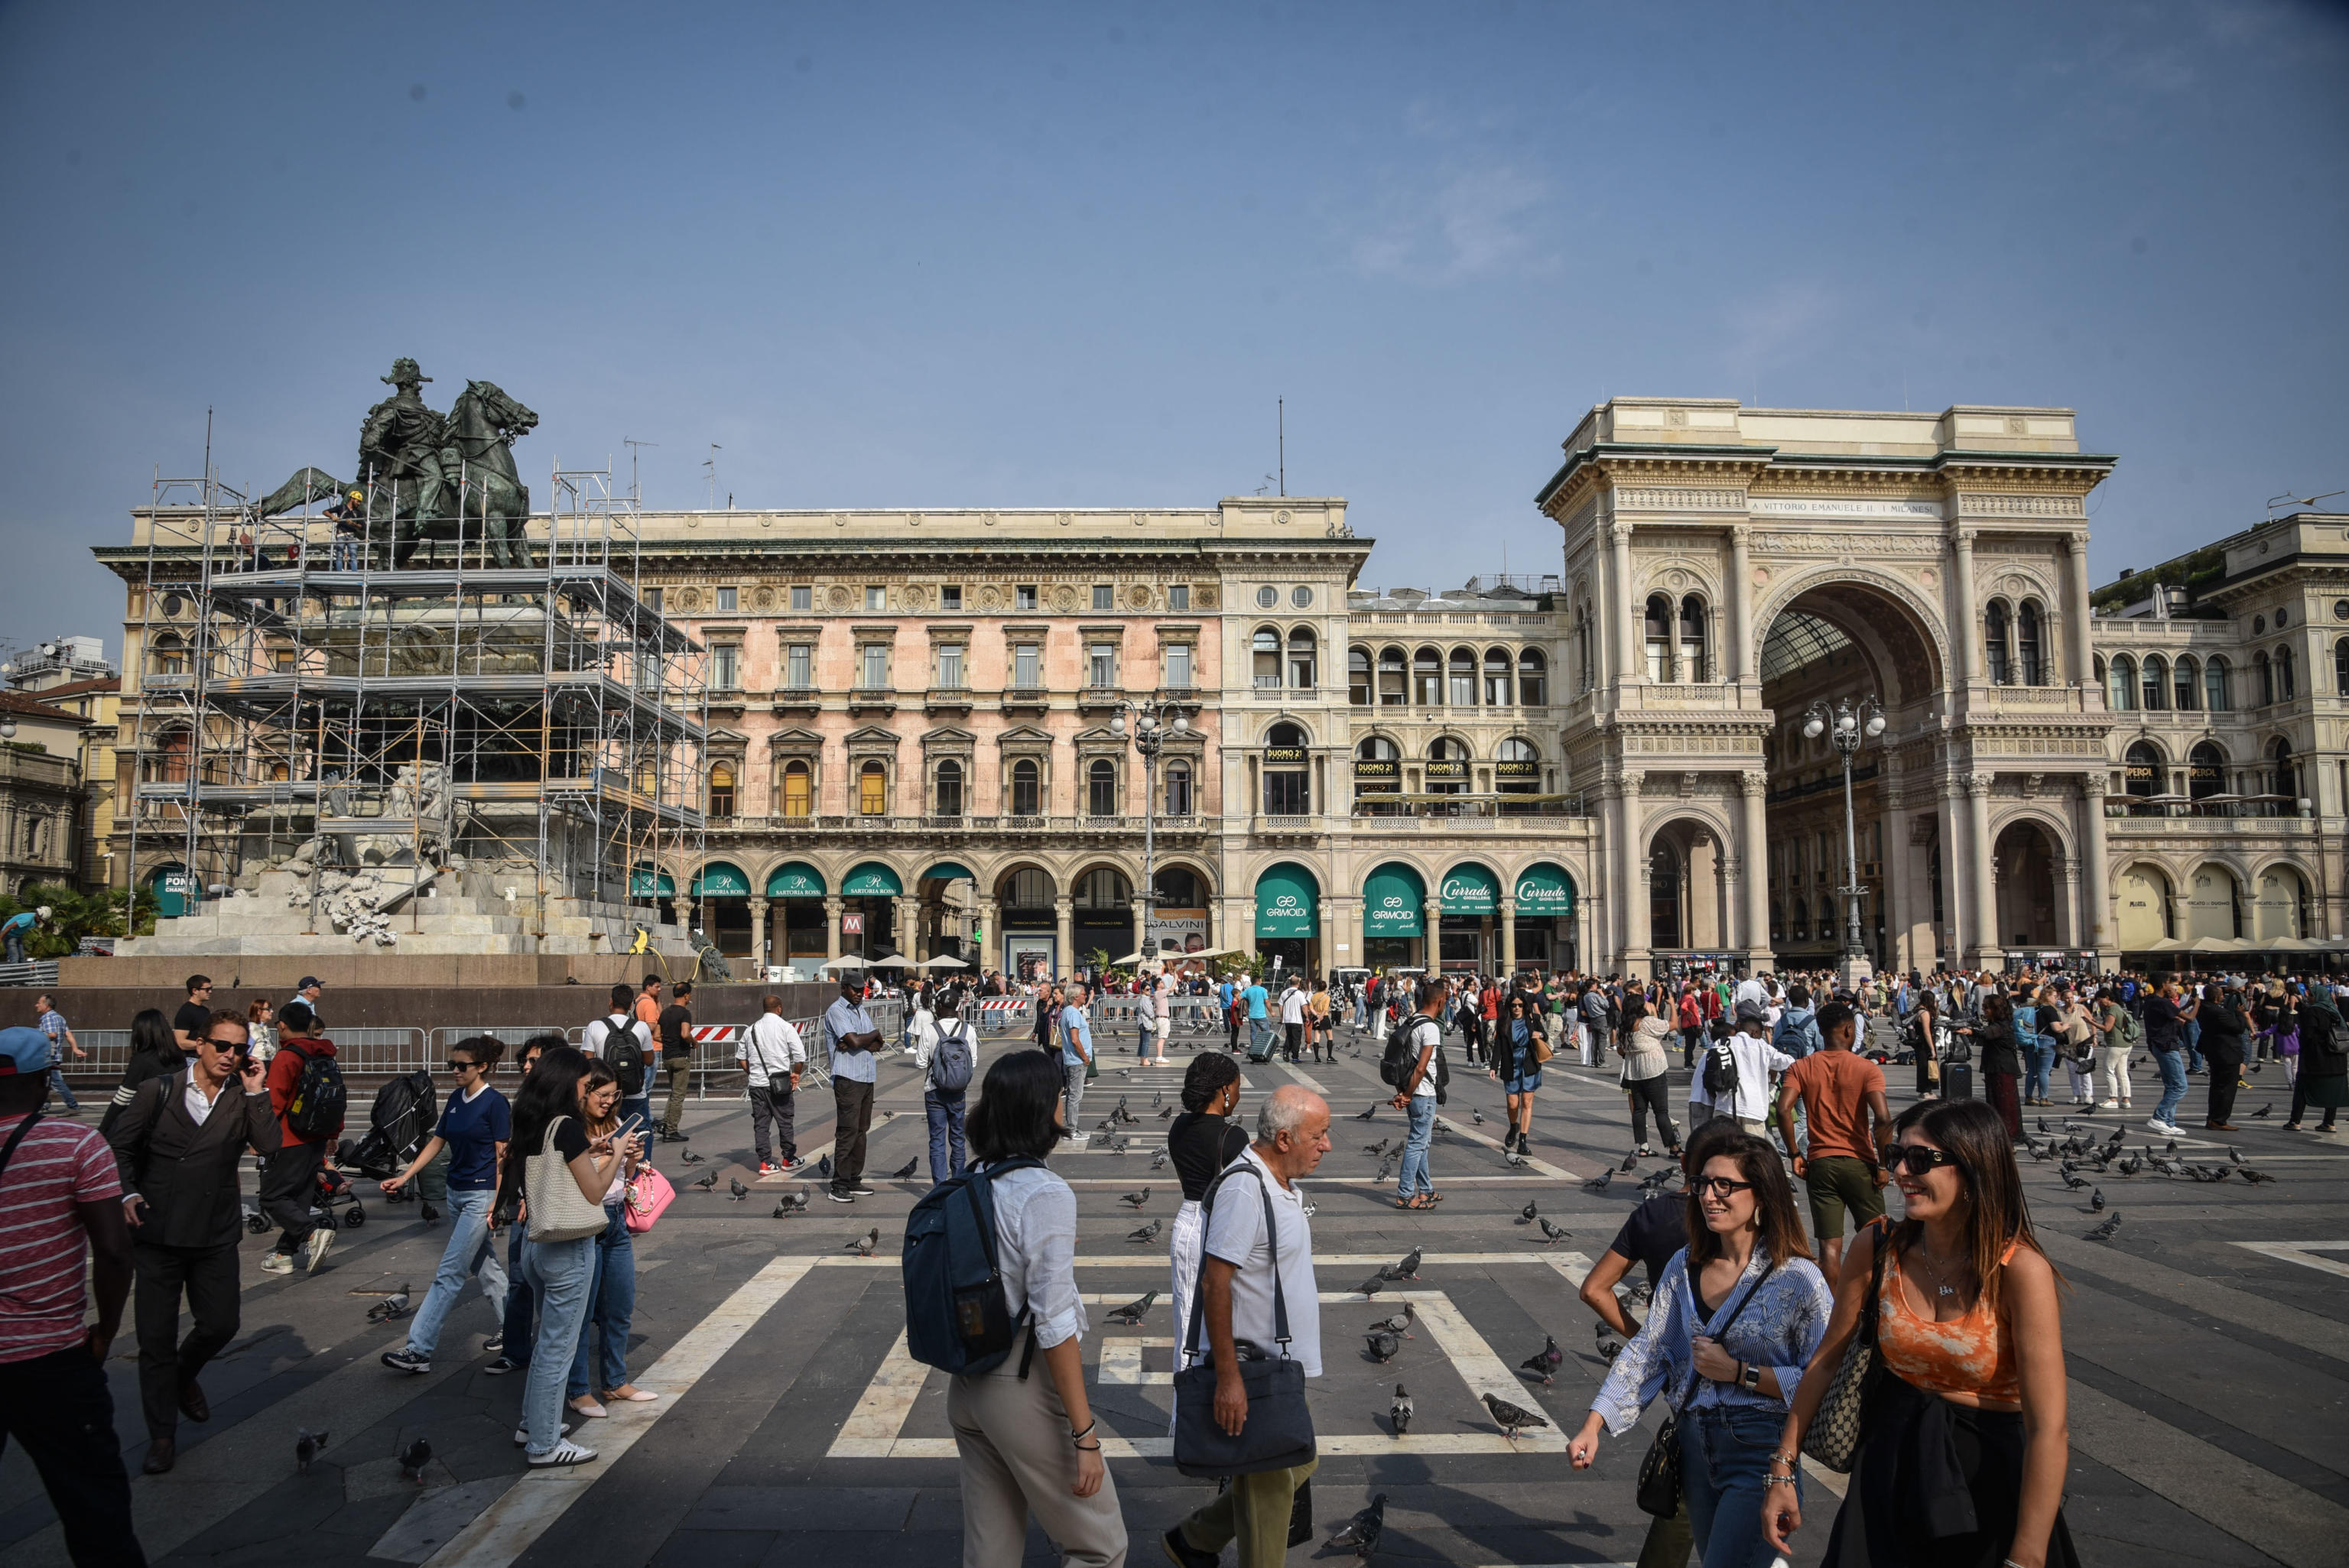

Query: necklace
left=1912, top=1242, right=1961, bottom=1298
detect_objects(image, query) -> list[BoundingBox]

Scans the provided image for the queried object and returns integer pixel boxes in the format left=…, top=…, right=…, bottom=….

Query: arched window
left=1426, top=736, right=1470, bottom=798
left=1087, top=758, right=1118, bottom=817
left=2174, top=654, right=2199, bottom=711
left=1264, top=724, right=1308, bottom=814
left=1010, top=758, right=1041, bottom=816
left=1483, top=648, right=1512, bottom=705
left=2256, top=651, right=2274, bottom=706
left=1377, top=646, right=1406, bottom=706
left=1412, top=646, right=1441, bottom=705
left=1164, top=760, right=1193, bottom=816
left=1985, top=602, right=2013, bottom=685
left=2269, top=737, right=2298, bottom=803
left=1496, top=736, right=1538, bottom=812
left=1519, top=648, right=1548, bottom=706
left=1347, top=648, right=1371, bottom=706
left=2017, top=601, right=2045, bottom=685
left=1003, top=867, right=1054, bottom=909
left=2188, top=741, right=2224, bottom=801
left=1288, top=628, right=1317, bottom=689
left=2123, top=739, right=2164, bottom=801
left=1154, top=866, right=1206, bottom=908
left=708, top=763, right=736, bottom=820
left=1448, top=647, right=1477, bottom=705
left=2142, top=654, right=2168, bottom=712
left=154, top=727, right=191, bottom=784
left=2093, top=653, right=2106, bottom=688
left=1252, top=628, right=1282, bottom=690
left=1074, top=867, right=1130, bottom=908
left=1679, top=596, right=1708, bottom=682
left=2276, top=644, right=2296, bottom=700
left=779, top=760, right=811, bottom=818
left=857, top=761, right=889, bottom=816
left=934, top=758, right=963, bottom=817
left=2107, top=654, right=2136, bottom=712
left=2205, top=655, right=2232, bottom=712
left=151, top=634, right=187, bottom=676
left=1644, top=595, right=1673, bottom=681
left=1358, top=736, right=1400, bottom=761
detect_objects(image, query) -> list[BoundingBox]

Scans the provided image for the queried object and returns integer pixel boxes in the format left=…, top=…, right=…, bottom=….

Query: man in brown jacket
left=106, top=1008, right=281, bottom=1473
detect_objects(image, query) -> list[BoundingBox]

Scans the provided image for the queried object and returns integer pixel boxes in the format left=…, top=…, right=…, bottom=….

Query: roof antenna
left=703, top=443, right=722, bottom=510
left=2267, top=489, right=2344, bottom=518
left=624, top=437, right=658, bottom=505
left=1278, top=397, right=1285, bottom=497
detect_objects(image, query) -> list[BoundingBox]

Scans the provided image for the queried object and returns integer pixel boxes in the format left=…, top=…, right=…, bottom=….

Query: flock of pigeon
left=2023, top=1115, right=2280, bottom=1243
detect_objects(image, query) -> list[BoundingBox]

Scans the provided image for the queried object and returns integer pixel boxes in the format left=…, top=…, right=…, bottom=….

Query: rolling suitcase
left=1941, top=1060, right=1974, bottom=1101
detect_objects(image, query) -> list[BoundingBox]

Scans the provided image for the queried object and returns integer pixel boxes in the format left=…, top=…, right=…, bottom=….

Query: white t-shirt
left=1198, top=1145, right=1321, bottom=1376
left=1402, top=1014, right=1443, bottom=1099
left=582, top=1013, right=653, bottom=1062
left=1279, top=988, right=1308, bottom=1026
left=1698, top=1031, right=1795, bottom=1122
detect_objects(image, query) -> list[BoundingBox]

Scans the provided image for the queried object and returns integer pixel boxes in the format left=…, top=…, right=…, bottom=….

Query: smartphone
left=614, top=1113, right=645, bottom=1146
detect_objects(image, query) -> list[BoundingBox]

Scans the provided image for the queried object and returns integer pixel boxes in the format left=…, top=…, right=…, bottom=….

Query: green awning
left=1439, top=862, right=1499, bottom=915
left=1254, top=863, right=1320, bottom=937
left=843, top=861, right=904, bottom=898
left=629, top=863, right=676, bottom=897
left=692, top=862, right=750, bottom=897
left=1514, top=862, right=1575, bottom=917
left=765, top=862, right=825, bottom=898
left=1363, top=862, right=1426, bottom=937
left=922, top=861, right=976, bottom=883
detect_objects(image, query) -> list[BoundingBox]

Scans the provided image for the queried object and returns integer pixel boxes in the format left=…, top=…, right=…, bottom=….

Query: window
left=1013, top=642, right=1039, bottom=688
left=2107, top=654, right=2136, bottom=712
left=1287, top=628, right=1316, bottom=688
left=1168, top=584, right=1190, bottom=610
left=1088, top=641, right=1118, bottom=688
left=1010, top=758, right=1041, bottom=816
left=859, top=644, right=890, bottom=689
left=785, top=644, right=813, bottom=689
left=1449, top=647, right=1477, bottom=705
left=2338, top=637, right=2349, bottom=694
left=2256, top=651, right=2274, bottom=706
left=2276, top=644, right=2297, bottom=700
left=790, top=585, right=811, bottom=611
left=1377, top=647, right=1405, bottom=706
left=1519, top=648, right=1548, bottom=706
left=716, top=586, right=738, bottom=612
left=1413, top=646, right=1441, bottom=705
left=1291, top=586, right=1313, bottom=609
left=1165, top=643, right=1194, bottom=690
left=1349, top=648, right=1372, bottom=706
left=1645, top=595, right=1672, bottom=681
left=708, top=764, right=736, bottom=820
left=780, top=761, right=811, bottom=817
left=2188, top=741, right=2224, bottom=800
left=1088, top=758, right=1118, bottom=816
left=1165, top=761, right=1194, bottom=816
left=1986, top=602, right=2013, bottom=685
left=858, top=761, right=889, bottom=815
left=2271, top=737, right=2299, bottom=801
left=934, top=758, right=963, bottom=817
left=937, top=644, right=965, bottom=688
left=865, top=586, right=885, bottom=610
left=2174, top=654, right=2199, bottom=711
left=1263, top=767, right=1308, bottom=814
left=1015, top=585, right=1037, bottom=610
left=271, top=646, right=294, bottom=673
left=647, top=587, right=664, bottom=612
left=712, top=644, right=739, bottom=690
left=2123, top=740, right=2163, bottom=800
left=1004, top=867, right=1053, bottom=907
left=940, top=585, right=962, bottom=612
left=1256, top=586, right=1278, bottom=609
left=1253, top=628, right=1282, bottom=690
left=2205, top=655, right=2232, bottom=711
left=1679, top=596, right=1707, bottom=682
left=2141, top=654, right=2166, bottom=711
left=1426, top=735, right=1470, bottom=797
left=2018, top=601, right=2045, bottom=685
left=1093, top=584, right=1114, bottom=611
left=1483, top=647, right=1512, bottom=706
left=1496, top=736, right=1539, bottom=810
left=1075, top=867, right=1130, bottom=908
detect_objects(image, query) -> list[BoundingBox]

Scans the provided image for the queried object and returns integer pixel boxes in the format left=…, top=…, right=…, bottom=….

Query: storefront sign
left=765, top=862, right=825, bottom=898
left=1363, top=864, right=1426, bottom=937
left=1263, top=746, right=1308, bottom=765
left=842, top=861, right=903, bottom=897
left=1145, top=913, right=1209, bottom=954
left=1439, top=863, right=1499, bottom=914
left=1493, top=760, right=1540, bottom=778
left=1423, top=760, right=1467, bottom=780
left=1513, top=863, right=1574, bottom=916
left=692, top=862, right=750, bottom=896
left=1254, top=864, right=1319, bottom=937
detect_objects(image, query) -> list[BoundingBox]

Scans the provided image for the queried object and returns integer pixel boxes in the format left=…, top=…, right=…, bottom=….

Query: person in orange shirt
left=633, top=976, right=662, bottom=1032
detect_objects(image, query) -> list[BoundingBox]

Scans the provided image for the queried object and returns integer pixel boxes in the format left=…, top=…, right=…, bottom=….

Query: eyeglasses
left=445, top=1059, right=481, bottom=1072
left=1889, top=1144, right=1960, bottom=1176
left=1692, top=1174, right=1756, bottom=1197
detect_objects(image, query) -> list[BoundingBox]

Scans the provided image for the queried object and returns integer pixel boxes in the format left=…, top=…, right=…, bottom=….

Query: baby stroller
left=242, top=1162, right=366, bottom=1232
left=340, top=1068, right=439, bottom=1213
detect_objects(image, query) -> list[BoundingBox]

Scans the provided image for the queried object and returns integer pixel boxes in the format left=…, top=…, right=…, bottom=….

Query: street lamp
left=1110, top=696, right=1190, bottom=968
left=1803, top=694, right=1886, bottom=985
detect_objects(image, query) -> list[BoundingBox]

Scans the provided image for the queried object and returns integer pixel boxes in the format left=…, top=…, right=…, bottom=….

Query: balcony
left=1077, top=686, right=1125, bottom=714
left=2107, top=794, right=2306, bottom=822
left=999, top=685, right=1051, bottom=715
left=770, top=687, right=821, bottom=716
left=1352, top=794, right=1590, bottom=823
left=924, top=687, right=976, bottom=716
left=700, top=812, right=1206, bottom=840
left=846, top=687, right=897, bottom=714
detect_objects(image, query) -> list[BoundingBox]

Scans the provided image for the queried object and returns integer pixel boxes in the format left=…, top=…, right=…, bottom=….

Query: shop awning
left=1363, top=863, right=1426, bottom=937
left=843, top=861, right=905, bottom=898
left=692, top=861, right=750, bottom=897
left=921, top=861, right=977, bottom=883
left=1513, top=862, right=1575, bottom=917
left=765, top=862, right=825, bottom=898
left=1254, top=863, right=1320, bottom=937
left=629, top=863, right=675, bottom=897
left=1439, top=862, right=1499, bottom=915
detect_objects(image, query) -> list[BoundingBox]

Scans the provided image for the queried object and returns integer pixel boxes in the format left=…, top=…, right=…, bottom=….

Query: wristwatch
left=1739, top=1360, right=1763, bottom=1391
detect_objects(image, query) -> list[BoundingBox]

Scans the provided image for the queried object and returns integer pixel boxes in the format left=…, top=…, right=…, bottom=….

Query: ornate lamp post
left=1803, top=694, right=1886, bottom=986
left=1110, top=697, right=1189, bottom=966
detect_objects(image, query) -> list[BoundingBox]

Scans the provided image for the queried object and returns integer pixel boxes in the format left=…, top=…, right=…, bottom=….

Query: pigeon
left=772, top=1191, right=809, bottom=1217
left=845, top=1226, right=880, bottom=1257
left=367, top=1283, right=412, bottom=1323
left=2117, top=1154, right=2142, bottom=1176
left=679, top=1148, right=707, bottom=1165
left=1106, top=1290, right=1158, bottom=1326
left=1375, top=1154, right=1399, bottom=1183
left=1583, top=1169, right=1615, bottom=1193
left=1126, top=1219, right=1163, bottom=1244
left=1520, top=1334, right=1563, bottom=1385
left=2164, top=1138, right=2179, bottom=1154
left=817, top=1153, right=835, bottom=1180
left=2087, top=1213, right=2123, bottom=1242
left=1326, top=1493, right=1388, bottom=1558
left=1113, top=1096, right=1131, bottom=1123
left=2090, top=1187, right=2105, bottom=1212
left=1157, top=1104, right=1174, bottom=1120
left=1538, top=1217, right=1573, bottom=1245
left=692, top=1170, right=720, bottom=1191
left=2252, top=1102, right=2273, bottom=1119
left=2240, top=1166, right=2276, bottom=1184
left=1364, top=1329, right=1402, bottom=1364
left=890, top=1157, right=920, bottom=1180
left=1380, top=1247, right=1423, bottom=1281
left=1390, top=1384, right=1413, bottom=1436
left=1620, top=1151, right=1639, bottom=1173
left=729, top=1178, right=751, bottom=1202
left=1362, top=1138, right=1392, bottom=1158
left=1354, top=1104, right=1380, bottom=1122
left=1119, top=1188, right=1152, bottom=1209
left=1152, top=1089, right=1163, bottom=1106
left=1149, top=1148, right=1168, bottom=1170
left=1596, top=1321, right=1626, bottom=1362
left=2037, top=1117, right=2052, bottom=1134
left=1481, top=1391, right=1551, bottom=1441
left=1471, top=1106, right=1485, bottom=1125
left=398, top=1437, right=432, bottom=1482
left=1355, top=1274, right=1386, bottom=1299
left=2227, top=1147, right=2246, bottom=1167
left=1503, top=1147, right=1531, bottom=1169
left=1519, top=1198, right=1539, bottom=1223
left=2060, top=1173, right=2088, bottom=1190
left=295, top=1428, right=328, bottom=1473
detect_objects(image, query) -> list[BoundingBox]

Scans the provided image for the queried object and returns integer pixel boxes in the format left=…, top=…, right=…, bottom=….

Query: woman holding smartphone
left=567, top=1058, right=658, bottom=1419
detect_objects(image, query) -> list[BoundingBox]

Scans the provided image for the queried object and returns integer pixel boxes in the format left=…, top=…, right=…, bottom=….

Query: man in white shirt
left=1165, top=1084, right=1329, bottom=1568
left=583, top=982, right=658, bottom=1131
left=1278, top=980, right=1308, bottom=1063
left=1699, top=997, right=1795, bottom=1137
left=1733, top=970, right=1771, bottom=1015
left=737, top=995, right=806, bottom=1176
left=1148, top=969, right=1174, bottom=1066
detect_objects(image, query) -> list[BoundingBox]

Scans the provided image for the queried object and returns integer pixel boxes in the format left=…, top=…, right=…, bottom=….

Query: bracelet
left=1771, top=1449, right=1800, bottom=1467
left=1763, top=1473, right=1798, bottom=1488
left=1073, top=1440, right=1101, bottom=1452
left=1068, top=1419, right=1097, bottom=1442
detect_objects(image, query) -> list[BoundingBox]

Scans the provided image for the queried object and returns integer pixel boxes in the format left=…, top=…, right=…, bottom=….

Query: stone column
left=1740, top=771, right=1771, bottom=966
left=1880, top=793, right=1909, bottom=972
left=824, top=896, right=843, bottom=961
left=676, top=897, right=697, bottom=937
left=976, top=898, right=999, bottom=971
left=1499, top=895, right=1518, bottom=973
left=1620, top=773, right=1649, bottom=975
left=1951, top=527, right=1982, bottom=684
left=1938, top=774, right=1967, bottom=965
left=2064, top=534, right=2094, bottom=693
left=1054, top=896, right=1075, bottom=976
left=895, top=895, right=921, bottom=960
left=748, top=896, right=770, bottom=969
left=1610, top=521, right=1638, bottom=685
left=1727, top=524, right=1753, bottom=685
left=2078, top=779, right=2110, bottom=954
left=2052, top=852, right=2079, bottom=948
left=1318, top=898, right=1337, bottom=975
left=1130, top=896, right=1148, bottom=963
left=1423, top=898, right=1444, bottom=972
left=1965, top=775, right=1998, bottom=964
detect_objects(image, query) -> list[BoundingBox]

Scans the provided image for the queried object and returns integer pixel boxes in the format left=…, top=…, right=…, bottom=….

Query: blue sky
left=3, top=2, right=2344, bottom=656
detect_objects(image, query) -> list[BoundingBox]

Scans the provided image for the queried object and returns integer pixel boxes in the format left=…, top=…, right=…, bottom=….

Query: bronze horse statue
left=250, top=380, right=538, bottom=568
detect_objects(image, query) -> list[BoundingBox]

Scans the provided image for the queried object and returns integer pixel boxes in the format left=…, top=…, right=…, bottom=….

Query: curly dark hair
left=1180, top=1050, right=1241, bottom=1113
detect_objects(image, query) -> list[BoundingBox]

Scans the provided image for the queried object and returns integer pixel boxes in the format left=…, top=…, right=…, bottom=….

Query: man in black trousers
left=106, top=1008, right=281, bottom=1474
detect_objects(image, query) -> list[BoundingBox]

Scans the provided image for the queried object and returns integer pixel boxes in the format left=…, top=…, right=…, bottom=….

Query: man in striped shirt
left=0, top=1024, right=143, bottom=1564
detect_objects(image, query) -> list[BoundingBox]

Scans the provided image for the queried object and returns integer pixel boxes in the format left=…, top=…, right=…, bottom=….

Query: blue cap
left=0, top=1026, right=54, bottom=1076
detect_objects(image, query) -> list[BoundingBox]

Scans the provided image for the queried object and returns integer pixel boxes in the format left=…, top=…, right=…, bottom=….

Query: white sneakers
left=528, top=1438, right=598, bottom=1467
left=306, top=1230, right=334, bottom=1273
left=2145, top=1117, right=2184, bottom=1136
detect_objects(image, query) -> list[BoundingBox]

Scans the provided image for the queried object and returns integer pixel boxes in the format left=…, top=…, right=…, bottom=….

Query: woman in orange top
left=1763, top=1098, right=2078, bottom=1568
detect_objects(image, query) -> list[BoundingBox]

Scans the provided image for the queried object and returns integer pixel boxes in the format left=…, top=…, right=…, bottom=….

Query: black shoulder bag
left=1171, top=1164, right=1317, bottom=1479
left=1636, top=1256, right=1782, bottom=1517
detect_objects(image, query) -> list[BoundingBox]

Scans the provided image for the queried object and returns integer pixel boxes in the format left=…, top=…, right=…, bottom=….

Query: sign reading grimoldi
left=1263, top=746, right=1308, bottom=765
left=1424, top=760, right=1467, bottom=780
left=1493, top=760, right=1540, bottom=778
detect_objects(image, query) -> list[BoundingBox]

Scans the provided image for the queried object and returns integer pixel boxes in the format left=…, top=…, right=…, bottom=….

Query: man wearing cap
left=2, top=905, right=47, bottom=966
left=1697, top=997, right=1796, bottom=1137
left=823, top=975, right=883, bottom=1203
left=285, top=976, right=324, bottom=1021
left=0, top=1026, right=143, bottom=1562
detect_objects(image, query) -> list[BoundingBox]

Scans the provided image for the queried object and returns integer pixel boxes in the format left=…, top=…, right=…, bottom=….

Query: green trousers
left=1174, top=1455, right=1318, bottom=1568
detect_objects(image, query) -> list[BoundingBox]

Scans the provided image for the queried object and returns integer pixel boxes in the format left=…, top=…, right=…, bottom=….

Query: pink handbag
left=623, top=1165, right=675, bottom=1233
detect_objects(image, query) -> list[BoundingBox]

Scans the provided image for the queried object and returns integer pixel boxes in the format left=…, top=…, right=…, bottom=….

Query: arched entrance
left=766, top=862, right=827, bottom=969
left=840, top=861, right=902, bottom=959
left=916, top=860, right=977, bottom=964
left=1253, top=862, right=1320, bottom=978
left=1362, top=861, right=1427, bottom=970
left=996, top=865, right=1058, bottom=982
left=1437, top=862, right=1499, bottom=974
left=1991, top=823, right=2059, bottom=951
left=692, top=860, right=753, bottom=957
left=1646, top=820, right=1729, bottom=962
left=147, top=864, right=194, bottom=920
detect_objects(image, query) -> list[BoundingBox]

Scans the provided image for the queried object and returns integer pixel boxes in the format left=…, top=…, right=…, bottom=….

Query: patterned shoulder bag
left=1801, top=1218, right=1892, bottom=1473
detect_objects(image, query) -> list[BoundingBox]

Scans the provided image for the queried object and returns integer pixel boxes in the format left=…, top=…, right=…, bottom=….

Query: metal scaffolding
left=107, top=461, right=707, bottom=943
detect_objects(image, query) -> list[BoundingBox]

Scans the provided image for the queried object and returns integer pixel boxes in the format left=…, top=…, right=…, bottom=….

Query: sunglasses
left=445, top=1059, right=482, bottom=1072
left=1889, top=1144, right=1960, bottom=1176
left=1693, top=1174, right=1756, bottom=1197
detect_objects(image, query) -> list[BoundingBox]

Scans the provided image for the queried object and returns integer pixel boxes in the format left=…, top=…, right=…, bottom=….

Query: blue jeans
left=519, top=1233, right=596, bottom=1455
left=1396, top=1094, right=1435, bottom=1199
left=403, top=1188, right=503, bottom=1359
left=46, top=1067, right=79, bottom=1112
left=2152, top=1047, right=2189, bottom=1126
left=2023, top=1037, right=2056, bottom=1102
left=501, top=1226, right=534, bottom=1365
left=567, top=1209, right=635, bottom=1399
left=1680, top=1404, right=1795, bottom=1568
left=2182, top=1018, right=2204, bottom=1074
left=924, top=1089, right=967, bottom=1183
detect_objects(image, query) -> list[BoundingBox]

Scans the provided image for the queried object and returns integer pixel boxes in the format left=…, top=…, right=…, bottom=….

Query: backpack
left=1380, top=1014, right=1440, bottom=1087
left=1703, top=1039, right=1741, bottom=1101
left=341, top=1069, right=437, bottom=1177
left=1772, top=1009, right=1816, bottom=1060
left=597, top=1014, right=648, bottom=1095
left=2116, top=1008, right=2143, bottom=1047
left=902, top=1156, right=1045, bottom=1377
left=930, top=1021, right=974, bottom=1095
left=280, top=1041, right=348, bottom=1143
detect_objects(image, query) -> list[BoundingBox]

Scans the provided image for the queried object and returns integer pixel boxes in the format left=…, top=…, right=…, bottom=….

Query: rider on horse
left=356, top=358, right=455, bottom=521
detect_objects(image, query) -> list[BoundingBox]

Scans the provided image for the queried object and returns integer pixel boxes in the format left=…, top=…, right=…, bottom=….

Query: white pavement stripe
left=1096, top=1337, right=1175, bottom=1386
left=1435, top=1115, right=1583, bottom=1180
left=2232, top=1240, right=2349, bottom=1280
left=2067, top=1375, right=2349, bottom=1568
left=421, top=1256, right=814, bottom=1568
left=814, top=1251, right=1591, bottom=1268
left=862, top=1433, right=1582, bottom=1457
left=2038, top=1230, right=2349, bottom=1362
left=1409, top=1293, right=1568, bottom=1450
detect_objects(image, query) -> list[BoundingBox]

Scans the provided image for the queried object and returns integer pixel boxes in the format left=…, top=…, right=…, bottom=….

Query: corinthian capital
left=1740, top=770, right=1769, bottom=798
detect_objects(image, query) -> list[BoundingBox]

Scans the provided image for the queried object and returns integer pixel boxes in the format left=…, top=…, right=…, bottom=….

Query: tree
left=0, top=882, right=158, bottom=956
